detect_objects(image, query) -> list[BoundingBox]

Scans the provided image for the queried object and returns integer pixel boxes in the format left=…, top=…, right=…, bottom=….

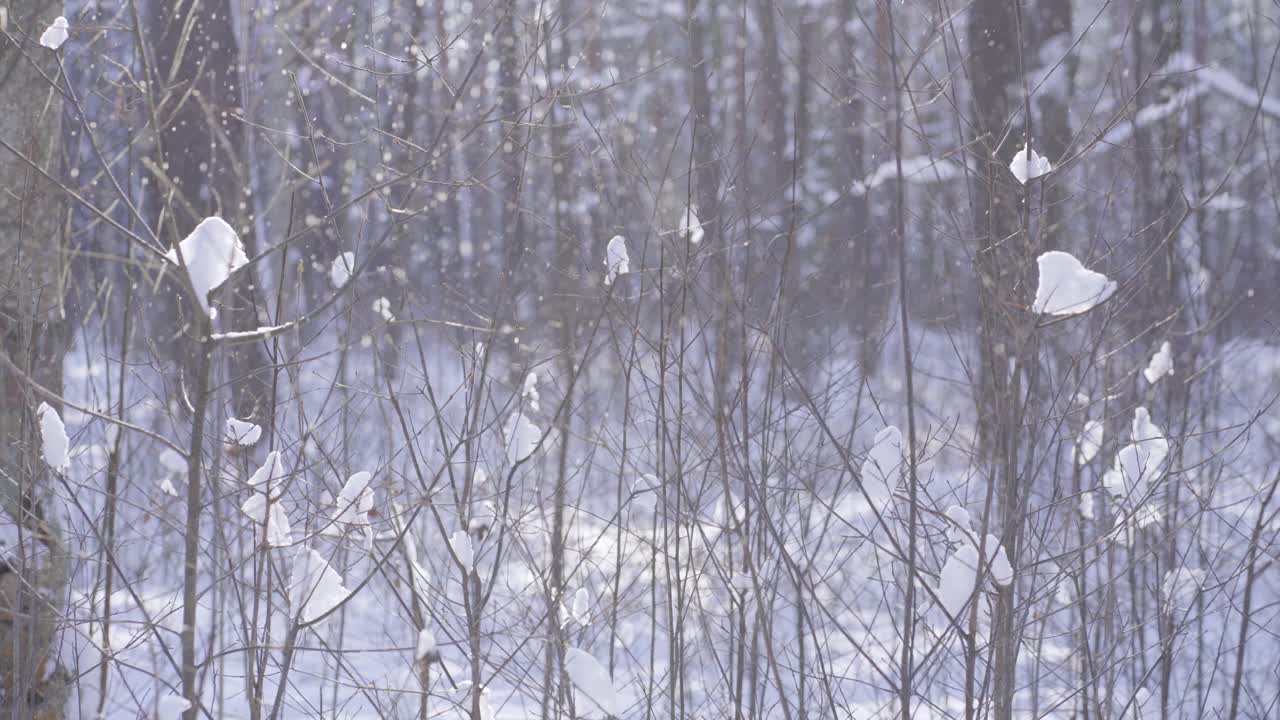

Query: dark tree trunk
left=1036, top=0, right=1075, bottom=251
left=0, top=3, right=70, bottom=716
left=969, top=2, right=1031, bottom=718
left=148, top=0, right=273, bottom=421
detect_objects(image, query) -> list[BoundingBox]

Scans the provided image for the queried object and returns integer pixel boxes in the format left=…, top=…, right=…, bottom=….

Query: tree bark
left=1036, top=0, right=1074, bottom=251
left=0, top=3, right=70, bottom=716
left=968, top=2, right=1030, bottom=719
left=148, top=0, right=273, bottom=421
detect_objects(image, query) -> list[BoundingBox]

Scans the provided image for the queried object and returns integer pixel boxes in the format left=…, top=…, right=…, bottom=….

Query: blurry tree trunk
left=380, top=0, right=435, bottom=381
left=1137, top=3, right=1184, bottom=717
left=1135, top=0, right=1183, bottom=330
left=0, top=4, right=70, bottom=716
left=968, top=1, right=1030, bottom=719
left=845, top=0, right=889, bottom=372
left=492, top=0, right=527, bottom=386
left=149, top=0, right=273, bottom=420
left=1035, top=0, right=1074, bottom=250
left=292, top=2, right=342, bottom=307
left=498, top=0, right=525, bottom=278
left=752, top=0, right=786, bottom=182
left=543, top=0, right=577, bottom=714
left=690, top=1, right=718, bottom=241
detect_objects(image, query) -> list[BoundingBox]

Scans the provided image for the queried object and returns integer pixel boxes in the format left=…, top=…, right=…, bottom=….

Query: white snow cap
left=372, top=296, right=395, bottom=321
left=243, top=451, right=291, bottom=545
left=1079, top=491, right=1095, bottom=520
left=401, top=528, right=433, bottom=604
left=984, top=536, right=1014, bottom=586
left=1143, top=341, right=1174, bottom=384
left=289, top=548, right=350, bottom=623
left=937, top=536, right=1013, bottom=619
left=332, top=471, right=374, bottom=527
left=944, top=505, right=973, bottom=543
left=570, top=587, right=591, bottom=625
left=225, top=418, right=262, bottom=446
left=329, top=251, right=355, bottom=288
left=938, top=544, right=980, bottom=619
left=680, top=205, right=705, bottom=244
left=564, top=647, right=623, bottom=717
left=1077, top=419, right=1104, bottom=464
left=604, top=235, right=631, bottom=286
left=449, top=529, right=474, bottom=571
left=1032, top=251, right=1117, bottom=316
left=860, top=426, right=903, bottom=511
left=240, top=494, right=293, bottom=546
left=1102, top=407, right=1168, bottom=499
left=522, top=371, right=541, bottom=412
left=248, top=451, right=287, bottom=494
left=1010, top=143, right=1052, bottom=184
left=156, top=694, right=192, bottom=720
left=165, top=217, right=248, bottom=319
left=415, top=627, right=437, bottom=661
left=37, top=402, right=70, bottom=473
left=505, top=411, right=542, bottom=465
left=39, top=16, right=69, bottom=50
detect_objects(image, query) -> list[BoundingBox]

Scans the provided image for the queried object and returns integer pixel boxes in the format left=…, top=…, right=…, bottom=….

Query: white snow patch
left=400, top=523, right=433, bottom=603
left=985, top=536, right=1013, bottom=586
left=1077, top=419, right=1104, bottom=464
left=248, top=451, right=287, bottom=494
left=860, top=426, right=903, bottom=511
left=449, top=530, right=474, bottom=572
left=289, top=548, right=350, bottom=623
left=164, top=217, right=248, bottom=319
left=1010, top=143, right=1052, bottom=184
left=504, top=412, right=542, bottom=465
left=224, top=417, right=262, bottom=446
left=240, top=494, right=292, bottom=546
left=944, top=505, right=973, bottom=543
left=564, top=647, right=623, bottom=717
left=522, top=371, right=541, bottom=412
left=1102, top=407, right=1168, bottom=500
left=37, top=402, right=70, bottom=473
left=570, top=587, right=591, bottom=625
left=604, top=235, right=630, bottom=285
left=372, top=296, right=395, bottom=321
left=1032, top=251, right=1117, bottom=316
left=937, top=536, right=1012, bottom=620
left=680, top=205, right=705, bottom=244
left=330, top=251, right=355, bottom=288
left=415, top=627, right=437, bottom=661
left=938, top=544, right=980, bottom=620
left=156, top=694, right=192, bottom=720
left=332, top=471, right=374, bottom=527
left=39, top=16, right=68, bottom=50
left=1143, top=341, right=1174, bottom=384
